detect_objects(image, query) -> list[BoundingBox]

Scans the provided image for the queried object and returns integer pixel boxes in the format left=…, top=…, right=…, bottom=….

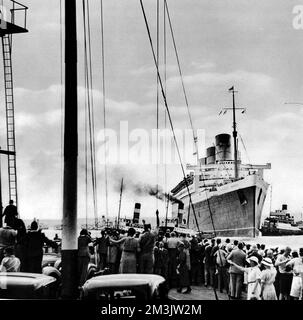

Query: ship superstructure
left=171, top=132, right=271, bottom=237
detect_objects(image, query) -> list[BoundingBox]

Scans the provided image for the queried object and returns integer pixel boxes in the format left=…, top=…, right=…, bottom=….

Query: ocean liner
left=170, top=89, right=271, bottom=237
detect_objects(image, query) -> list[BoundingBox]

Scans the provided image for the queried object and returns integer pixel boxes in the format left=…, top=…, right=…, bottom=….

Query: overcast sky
left=1, top=0, right=303, bottom=223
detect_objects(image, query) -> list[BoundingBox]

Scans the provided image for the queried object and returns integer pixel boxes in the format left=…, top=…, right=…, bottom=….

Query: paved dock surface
left=169, top=285, right=247, bottom=300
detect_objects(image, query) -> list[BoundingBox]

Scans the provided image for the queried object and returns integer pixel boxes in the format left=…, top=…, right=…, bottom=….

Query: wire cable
left=164, top=0, right=217, bottom=237
left=100, top=0, right=109, bottom=222
left=139, top=0, right=200, bottom=234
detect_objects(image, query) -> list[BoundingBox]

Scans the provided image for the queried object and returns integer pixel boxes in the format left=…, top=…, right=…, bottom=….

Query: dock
left=168, top=285, right=247, bottom=300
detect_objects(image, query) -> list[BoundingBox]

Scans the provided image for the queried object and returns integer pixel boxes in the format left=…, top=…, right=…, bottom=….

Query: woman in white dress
left=227, top=256, right=261, bottom=300
left=260, top=257, right=277, bottom=300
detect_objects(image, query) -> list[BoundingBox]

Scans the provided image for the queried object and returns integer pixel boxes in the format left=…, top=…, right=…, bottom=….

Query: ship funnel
left=133, top=203, right=141, bottom=224
left=206, top=146, right=216, bottom=164
left=282, top=204, right=287, bottom=211
left=215, top=134, right=232, bottom=161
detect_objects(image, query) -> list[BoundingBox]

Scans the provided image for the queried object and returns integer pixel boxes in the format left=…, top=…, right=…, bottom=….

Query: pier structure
left=0, top=0, right=28, bottom=220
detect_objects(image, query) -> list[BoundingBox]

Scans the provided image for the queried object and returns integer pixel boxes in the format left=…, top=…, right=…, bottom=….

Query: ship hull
left=261, top=229, right=303, bottom=236
left=179, top=175, right=268, bottom=237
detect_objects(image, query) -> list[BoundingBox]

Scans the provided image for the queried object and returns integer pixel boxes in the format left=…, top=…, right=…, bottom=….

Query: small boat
left=261, top=204, right=303, bottom=236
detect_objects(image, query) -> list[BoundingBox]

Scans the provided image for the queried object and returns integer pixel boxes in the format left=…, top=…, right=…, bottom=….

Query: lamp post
left=0, top=148, right=16, bottom=228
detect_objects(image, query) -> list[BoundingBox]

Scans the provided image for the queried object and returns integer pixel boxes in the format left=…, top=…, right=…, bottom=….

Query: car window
left=92, top=285, right=150, bottom=301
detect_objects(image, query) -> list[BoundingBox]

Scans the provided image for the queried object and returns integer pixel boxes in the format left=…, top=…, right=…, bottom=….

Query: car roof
left=0, top=272, right=57, bottom=289
left=83, top=274, right=165, bottom=291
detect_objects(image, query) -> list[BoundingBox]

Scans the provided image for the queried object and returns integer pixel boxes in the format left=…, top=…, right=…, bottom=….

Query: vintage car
left=0, top=273, right=58, bottom=299
left=81, top=274, right=168, bottom=301
left=49, top=257, right=97, bottom=280
left=42, top=253, right=61, bottom=268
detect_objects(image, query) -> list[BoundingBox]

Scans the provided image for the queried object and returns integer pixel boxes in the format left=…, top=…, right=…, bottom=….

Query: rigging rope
left=164, top=0, right=196, bottom=145
left=239, top=133, right=251, bottom=164
left=86, top=0, right=98, bottom=222
left=164, top=0, right=217, bottom=237
left=100, top=0, right=109, bottom=222
left=156, top=0, right=160, bottom=210
left=82, top=0, right=98, bottom=227
left=163, top=0, right=169, bottom=223
left=139, top=0, right=200, bottom=234
left=163, top=2, right=229, bottom=299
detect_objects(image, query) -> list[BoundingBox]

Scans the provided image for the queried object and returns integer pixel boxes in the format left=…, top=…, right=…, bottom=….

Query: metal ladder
left=1, top=34, right=18, bottom=207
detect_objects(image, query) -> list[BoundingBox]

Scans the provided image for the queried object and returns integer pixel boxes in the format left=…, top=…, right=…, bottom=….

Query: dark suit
left=154, top=247, right=169, bottom=279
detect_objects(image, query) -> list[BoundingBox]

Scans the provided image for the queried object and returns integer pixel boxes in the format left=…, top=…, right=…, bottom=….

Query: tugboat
left=260, top=204, right=303, bottom=236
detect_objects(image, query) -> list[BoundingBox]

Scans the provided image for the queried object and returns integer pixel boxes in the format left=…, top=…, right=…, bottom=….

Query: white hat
left=247, top=256, right=259, bottom=265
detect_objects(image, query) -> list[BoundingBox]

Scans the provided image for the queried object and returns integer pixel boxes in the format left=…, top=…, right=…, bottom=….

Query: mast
left=230, top=86, right=238, bottom=180
left=61, top=0, right=78, bottom=299
left=117, top=178, right=123, bottom=229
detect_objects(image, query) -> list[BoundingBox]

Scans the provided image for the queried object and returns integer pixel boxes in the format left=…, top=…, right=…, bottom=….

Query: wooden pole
left=61, top=0, right=78, bottom=299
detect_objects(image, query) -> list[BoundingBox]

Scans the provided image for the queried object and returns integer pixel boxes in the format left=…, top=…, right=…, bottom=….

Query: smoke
left=130, top=182, right=183, bottom=204
left=111, top=166, right=183, bottom=204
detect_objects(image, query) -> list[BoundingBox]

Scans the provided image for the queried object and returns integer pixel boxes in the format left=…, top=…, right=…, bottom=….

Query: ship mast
left=61, top=0, right=78, bottom=299
left=220, top=87, right=246, bottom=180
left=230, top=86, right=238, bottom=180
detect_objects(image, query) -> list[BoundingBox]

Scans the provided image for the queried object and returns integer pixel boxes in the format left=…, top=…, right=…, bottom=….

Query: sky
left=1, top=0, right=303, bottom=223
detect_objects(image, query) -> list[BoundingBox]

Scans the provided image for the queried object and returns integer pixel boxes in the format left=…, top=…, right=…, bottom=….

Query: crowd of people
left=0, top=200, right=58, bottom=274
left=84, top=221, right=303, bottom=300
left=1, top=202, right=303, bottom=301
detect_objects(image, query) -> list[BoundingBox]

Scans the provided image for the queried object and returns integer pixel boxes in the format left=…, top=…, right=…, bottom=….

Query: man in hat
left=176, top=242, right=191, bottom=294
left=154, top=241, right=169, bottom=279
left=2, top=200, right=18, bottom=228
left=214, top=244, right=229, bottom=293
left=167, top=231, right=182, bottom=287
left=94, top=230, right=109, bottom=271
left=138, top=210, right=159, bottom=274
left=204, top=239, right=216, bottom=287
left=275, top=246, right=293, bottom=300
left=227, top=242, right=246, bottom=299
left=26, top=220, right=57, bottom=273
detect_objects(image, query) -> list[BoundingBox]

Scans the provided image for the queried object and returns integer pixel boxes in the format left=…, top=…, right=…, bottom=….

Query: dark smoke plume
left=111, top=167, right=183, bottom=204
left=132, top=183, right=183, bottom=204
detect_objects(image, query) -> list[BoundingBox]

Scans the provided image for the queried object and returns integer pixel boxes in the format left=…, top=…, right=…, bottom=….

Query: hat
left=261, top=257, right=273, bottom=267
left=247, top=256, right=259, bottom=265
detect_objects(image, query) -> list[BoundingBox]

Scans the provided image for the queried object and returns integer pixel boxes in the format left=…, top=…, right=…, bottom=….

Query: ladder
left=1, top=34, right=18, bottom=208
